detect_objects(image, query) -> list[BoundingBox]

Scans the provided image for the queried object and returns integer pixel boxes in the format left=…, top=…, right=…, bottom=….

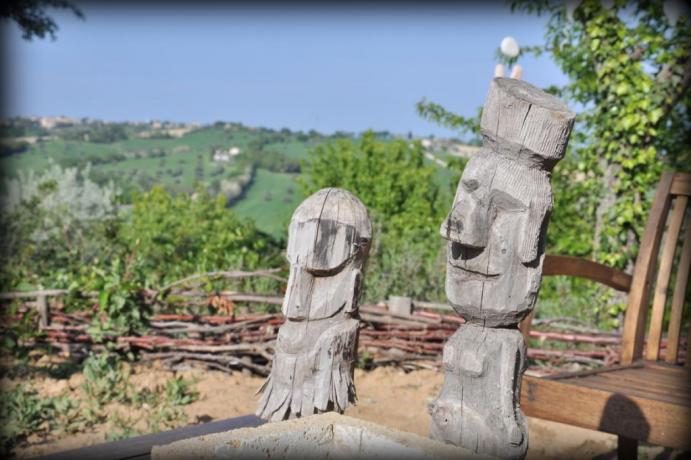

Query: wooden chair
left=519, top=171, right=691, bottom=458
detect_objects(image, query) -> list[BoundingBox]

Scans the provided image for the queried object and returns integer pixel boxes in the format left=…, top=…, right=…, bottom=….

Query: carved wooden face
left=282, top=188, right=371, bottom=321
left=441, top=155, right=551, bottom=325
left=287, top=219, right=362, bottom=275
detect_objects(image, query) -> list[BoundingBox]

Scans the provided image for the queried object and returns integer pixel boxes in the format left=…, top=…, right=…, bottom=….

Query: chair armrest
left=543, top=255, right=632, bottom=292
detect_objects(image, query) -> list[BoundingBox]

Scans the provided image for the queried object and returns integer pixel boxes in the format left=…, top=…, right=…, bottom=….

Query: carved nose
left=281, top=266, right=308, bottom=319
left=441, top=200, right=489, bottom=248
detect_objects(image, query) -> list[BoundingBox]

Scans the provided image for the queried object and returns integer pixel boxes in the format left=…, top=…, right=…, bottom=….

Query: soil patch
left=11, top=365, right=678, bottom=459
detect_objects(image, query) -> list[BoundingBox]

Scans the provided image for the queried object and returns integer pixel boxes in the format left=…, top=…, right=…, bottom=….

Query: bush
left=301, top=131, right=451, bottom=302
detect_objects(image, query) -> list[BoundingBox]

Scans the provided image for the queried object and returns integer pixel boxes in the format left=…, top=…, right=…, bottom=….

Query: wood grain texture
left=524, top=172, right=691, bottom=456
left=645, top=195, right=687, bottom=360
left=670, top=172, right=691, bottom=196
left=431, top=78, right=574, bottom=460
left=666, top=220, right=691, bottom=364
left=256, top=188, right=371, bottom=422
left=521, top=373, right=691, bottom=450
left=429, top=325, right=527, bottom=460
left=621, top=171, right=675, bottom=365
left=542, top=255, right=632, bottom=292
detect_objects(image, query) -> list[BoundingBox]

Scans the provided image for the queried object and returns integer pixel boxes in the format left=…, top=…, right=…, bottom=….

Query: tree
left=513, top=0, right=690, bottom=271
left=417, top=1, right=690, bottom=327
left=419, top=0, right=690, bottom=272
left=1, top=0, right=83, bottom=40
left=301, top=131, right=452, bottom=302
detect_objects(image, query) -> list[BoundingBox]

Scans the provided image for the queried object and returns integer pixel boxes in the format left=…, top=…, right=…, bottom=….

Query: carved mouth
left=448, top=265, right=501, bottom=281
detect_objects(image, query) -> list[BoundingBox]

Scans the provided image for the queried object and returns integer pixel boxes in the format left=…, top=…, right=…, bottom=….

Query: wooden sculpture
left=256, top=188, right=372, bottom=422
left=429, top=77, right=575, bottom=459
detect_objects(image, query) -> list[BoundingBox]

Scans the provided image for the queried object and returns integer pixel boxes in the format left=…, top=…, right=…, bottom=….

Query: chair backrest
left=621, top=171, right=691, bottom=365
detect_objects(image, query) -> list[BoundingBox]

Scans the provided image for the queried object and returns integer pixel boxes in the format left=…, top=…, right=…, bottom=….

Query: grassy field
left=0, top=124, right=329, bottom=200
left=0, top=121, right=331, bottom=237
left=0, top=120, right=465, bottom=238
left=231, top=169, right=304, bottom=238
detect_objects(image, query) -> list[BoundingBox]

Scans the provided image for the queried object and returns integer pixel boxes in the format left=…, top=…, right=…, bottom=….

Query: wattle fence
left=1, top=270, right=685, bottom=377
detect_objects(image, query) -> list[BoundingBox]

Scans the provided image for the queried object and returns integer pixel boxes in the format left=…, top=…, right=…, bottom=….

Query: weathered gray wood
left=430, top=77, right=575, bottom=459
left=388, top=296, right=413, bottom=316
left=36, top=294, right=50, bottom=328
left=429, top=324, right=527, bottom=459
left=256, top=188, right=372, bottom=422
left=440, top=77, right=575, bottom=327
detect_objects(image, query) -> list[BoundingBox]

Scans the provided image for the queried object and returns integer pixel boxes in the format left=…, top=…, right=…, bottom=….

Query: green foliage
left=122, top=185, right=282, bottom=286
left=1, top=165, right=284, bottom=348
left=512, top=0, right=691, bottom=270
left=0, top=385, right=82, bottom=456
left=0, top=302, right=42, bottom=360
left=0, top=162, right=120, bottom=291
left=81, top=351, right=131, bottom=407
left=164, top=375, right=199, bottom=406
left=59, top=123, right=129, bottom=144
left=81, top=352, right=199, bottom=441
left=231, top=169, right=303, bottom=238
left=416, top=101, right=483, bottom=145
left=301, top=131, right=452, bottom=301
left=416, top=0, right=691, bottom=327
left=0, top=352, right=200, bottom=452
left=1, top=0, right=84, bottom=41
left=0, top=139, right=31, bottom=157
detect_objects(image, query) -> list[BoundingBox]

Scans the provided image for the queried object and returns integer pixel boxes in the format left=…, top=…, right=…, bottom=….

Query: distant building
left=213, top=151, right=231, bottom=162
left=39, top=116, right=75, bottom=129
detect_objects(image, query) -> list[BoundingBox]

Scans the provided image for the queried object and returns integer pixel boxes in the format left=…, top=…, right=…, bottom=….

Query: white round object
left=663, top=0, right=689, bottom=24
left=500, top=36, right=520, bottom=58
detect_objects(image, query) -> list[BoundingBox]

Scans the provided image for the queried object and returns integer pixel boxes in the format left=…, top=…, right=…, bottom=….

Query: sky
left=3, top=3, right=570, bottom=138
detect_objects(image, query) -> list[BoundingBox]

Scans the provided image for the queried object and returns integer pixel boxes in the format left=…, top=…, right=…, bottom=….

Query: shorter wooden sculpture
left=256, top=188, right=372, bottom=422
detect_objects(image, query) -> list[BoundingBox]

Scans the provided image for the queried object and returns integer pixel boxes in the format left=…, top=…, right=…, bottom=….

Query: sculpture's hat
left=287, top=188, right=371, bottom=272
left=480, top=78, right=575, bottom=170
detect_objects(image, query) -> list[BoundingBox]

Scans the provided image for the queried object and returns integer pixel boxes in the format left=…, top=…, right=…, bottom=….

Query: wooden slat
left=36, top=415, right=265, bottom=460
left=644, top=360, right=691, bottom=375
left=521, top=376, right=691, bottom=450
left=667, top=222, right=691, bottom=364
left=593, top=372, right=691, bottom=402
left=622, top=366, right=691, bottom=389
left=543, top=255, right=632, bottom=292
left=545, top=363, right=643, bottom=381
left=621, top=172, right=675, bottom=365
left=519, top=309, right=534, bottom=345
left=572, top=375, right=691, bottom=406
left=670, top=172, right=691, bottom=197
left=646, top=196, right=687, bottom=360
left=603, top=367, right=691, bottom=391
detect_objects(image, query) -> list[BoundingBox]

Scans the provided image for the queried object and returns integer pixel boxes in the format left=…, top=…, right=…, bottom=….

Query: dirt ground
left=13, top=364, right=682, bottom=459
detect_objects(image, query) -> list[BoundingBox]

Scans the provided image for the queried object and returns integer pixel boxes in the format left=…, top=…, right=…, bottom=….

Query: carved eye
left=462, top=179, right=480, bottom=192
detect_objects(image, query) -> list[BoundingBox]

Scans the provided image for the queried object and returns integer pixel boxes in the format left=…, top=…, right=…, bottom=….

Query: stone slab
left=151, top=412, right=492, bottom=460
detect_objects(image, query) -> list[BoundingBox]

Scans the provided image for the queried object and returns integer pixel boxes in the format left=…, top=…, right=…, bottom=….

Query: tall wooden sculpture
left=428, top=78, right=575, bottom=459
left=256, top=188, right=372, bottom=422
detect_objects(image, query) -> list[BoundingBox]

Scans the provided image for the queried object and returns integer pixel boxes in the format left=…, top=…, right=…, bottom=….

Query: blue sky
left=4, top=3, right=569, bottom=137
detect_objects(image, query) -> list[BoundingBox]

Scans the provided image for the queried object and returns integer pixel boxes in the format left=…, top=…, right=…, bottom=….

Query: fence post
left=36, top=295, right=50, bottom=328
left=388, top=296, right=412, bottom=316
